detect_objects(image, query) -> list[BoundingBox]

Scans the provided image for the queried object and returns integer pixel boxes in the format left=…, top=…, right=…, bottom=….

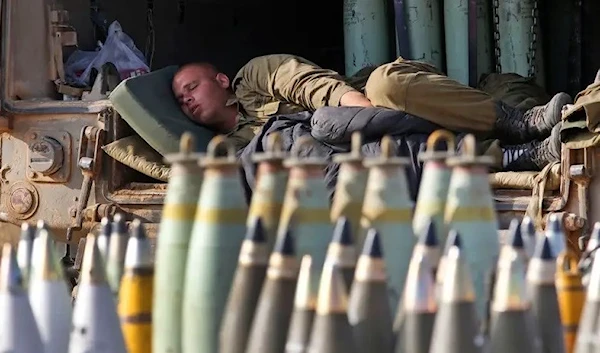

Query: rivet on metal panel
left=9, top=187, right=33, bottom=214
left=5, top=181, right=39, bottom=220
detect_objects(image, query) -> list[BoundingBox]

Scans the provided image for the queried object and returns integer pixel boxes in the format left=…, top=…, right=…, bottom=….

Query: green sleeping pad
left=109, top=66, right=215, bottom=155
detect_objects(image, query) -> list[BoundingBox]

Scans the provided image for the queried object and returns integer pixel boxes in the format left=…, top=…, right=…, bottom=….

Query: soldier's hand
left=340, top=91, right=373, bottom=108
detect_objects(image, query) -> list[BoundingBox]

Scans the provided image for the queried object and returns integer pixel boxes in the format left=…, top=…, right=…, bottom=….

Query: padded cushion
left=102, top=135, right=171, bottom=182
left=109, top=66, right=215, bottom=155
left=489, top=163, right=561, bottom=191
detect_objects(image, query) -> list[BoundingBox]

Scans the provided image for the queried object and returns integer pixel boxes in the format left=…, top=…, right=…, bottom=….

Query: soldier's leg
left=479, top=122, right=563, bottom=172
left=365, top=59, right=571, bottom=145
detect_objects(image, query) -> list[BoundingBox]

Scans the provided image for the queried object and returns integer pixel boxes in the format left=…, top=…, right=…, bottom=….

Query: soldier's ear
left=215, top=73, right=230, bottom=89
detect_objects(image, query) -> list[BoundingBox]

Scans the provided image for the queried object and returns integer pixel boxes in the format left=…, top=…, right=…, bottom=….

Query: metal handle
left=350, top=131, right=363, bottom=158
left=425, top=129, right=456, bottom=153
left=179, top=132, right=196, bottom=154
left=380, top=135, right=396, bottom=159
left=207, top=135, right=236, bottom=161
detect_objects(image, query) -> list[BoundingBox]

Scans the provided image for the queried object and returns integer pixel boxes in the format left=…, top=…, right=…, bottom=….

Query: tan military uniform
left=223, top=97, right=264, bottom=152
left=228, top=53, right=503, bottom=168
left=232, top=54, right=499, bottom=133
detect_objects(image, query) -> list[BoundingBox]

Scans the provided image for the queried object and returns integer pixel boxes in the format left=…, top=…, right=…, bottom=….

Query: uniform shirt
left=225, top=53, right=369, bottom=150
left=223, top=97, right=264, bottom=152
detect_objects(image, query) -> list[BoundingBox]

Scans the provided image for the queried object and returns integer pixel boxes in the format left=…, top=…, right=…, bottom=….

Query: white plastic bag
left=65, top=21, right=150, bottom=86
left=64, top=50, right=99, bottom=85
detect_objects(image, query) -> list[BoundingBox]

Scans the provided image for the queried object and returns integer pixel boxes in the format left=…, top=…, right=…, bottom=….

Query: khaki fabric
left=222, top=97, right=265, bottom=151
left=225, top=115, right=264, bottom=152
left=525, top=162, right=562, bottom=230
left=232, top=54, right=500, bottom=135
left=477, top=73, right=550, bottom=111
left=489, top=163, right=561, bottom=190
left=564, top=82, right=600, bottom=133
left=232, top=54, right=356, bottom=122
left=364, top=58, right=498, bottom=133
left=561, top=82, right=600, bottom=148
left=102, top=135, right=171, bottom=182
left=229, top=54, right=560, bottom=169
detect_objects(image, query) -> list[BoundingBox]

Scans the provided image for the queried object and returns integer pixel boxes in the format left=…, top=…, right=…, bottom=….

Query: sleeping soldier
left=172, top=54, right=571, bottom=172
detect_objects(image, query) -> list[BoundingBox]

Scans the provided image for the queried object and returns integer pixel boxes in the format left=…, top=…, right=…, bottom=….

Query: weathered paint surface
left=404, top=0, right=443, bottom=69
left=444, top=0, right=493, bottom=85
left=497, top=0, right=542, bottom=79
left=343, top=0, right=391, bottom=76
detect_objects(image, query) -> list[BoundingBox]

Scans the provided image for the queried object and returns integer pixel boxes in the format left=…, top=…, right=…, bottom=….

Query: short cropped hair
left=175, top=62, right=221, bottom=77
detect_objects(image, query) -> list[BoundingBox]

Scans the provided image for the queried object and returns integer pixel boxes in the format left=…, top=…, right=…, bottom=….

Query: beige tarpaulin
left=561, top=81, right=600, bottom=148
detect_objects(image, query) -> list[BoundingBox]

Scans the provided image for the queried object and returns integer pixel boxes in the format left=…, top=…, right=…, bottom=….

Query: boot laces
left=502, top=145, right=529, bottom=168
left=523, top=105, right=546, bottom=125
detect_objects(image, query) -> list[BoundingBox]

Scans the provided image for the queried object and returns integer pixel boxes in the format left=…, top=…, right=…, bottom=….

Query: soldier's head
left=172, top=62, right=235, bottom=131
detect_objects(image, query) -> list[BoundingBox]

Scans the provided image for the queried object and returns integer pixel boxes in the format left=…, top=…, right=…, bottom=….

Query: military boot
left=501, top=122, right=562, bottom=172
left=493, top=93, right=572, bottom=145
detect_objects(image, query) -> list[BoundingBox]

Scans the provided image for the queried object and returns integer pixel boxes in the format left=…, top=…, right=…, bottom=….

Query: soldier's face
left=173, top=65, right=231, bottom=126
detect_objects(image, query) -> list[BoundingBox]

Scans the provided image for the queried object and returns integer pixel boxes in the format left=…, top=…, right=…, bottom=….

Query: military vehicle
left=0, top=0, right=598, bottom=288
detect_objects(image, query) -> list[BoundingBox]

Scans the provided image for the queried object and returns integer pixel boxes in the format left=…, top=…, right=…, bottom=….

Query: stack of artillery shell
left=69, top=233, right=127, bottom=353
left=581, top=222, right=600, bottom=288
left=31, top=220, right=50, bottom=279
left=28, top=224, right=72, bottom=353
left=585, top=222, right=600, bottom=255
left=325, top=217, right=357, bottom=289
left=501, top=218, right=528, bottom=265
left=429, top=230, right=484, bottom=353
left=285, top=255, right=316, bottom=353
left=16, top=222, right=35, bottom=289
left=489, top=239, right=542, bottom=353
left=527, top=236, right=566, bottom=353
left=0, top=243, right=45, bottom=353
left=412, top=129, right=456, bottom=244
left=307, top=263, right=356, bottom=353
left=106, top=213, right=129, bottom=297
left=277, top=135, right=333, bottom=303
left=330, top=132, right=369, bottom=245
left=521, top=216, right=539, bottom=259
left=96, top=216, right=112, bottom=266
left=574, top=234, right=600, bottom=353
left=556, top=249, right=586, bottom=353
left=153, top=132, right=203, bottom=353
left=247, top=132, right=289, bottom=250
left=394, top=220, right=439, bottom=353
left=412, top=219, right=441, bottom=279
left=435, top=229, right=461, bottom=301
left=182, top=135, right=248, bottom=353
left=118, top=219, right=154, bottom=353
left=443, top=133, right=500, bottom=317
left=220, top=217, right=270, bottom=353
left=360, top=135, right=416, bottom=313
left=348, top=228, right=393, bottom=353
left=245, top=228, right=299, bottom=353
left=547, top=214, right=569, bottom=257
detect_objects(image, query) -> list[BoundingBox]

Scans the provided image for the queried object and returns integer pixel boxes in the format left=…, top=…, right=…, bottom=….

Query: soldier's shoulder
left=236, top=54, right=314, bottom=74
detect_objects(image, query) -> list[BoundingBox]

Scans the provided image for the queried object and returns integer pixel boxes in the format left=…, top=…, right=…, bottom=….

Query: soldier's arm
left=232, top=54, right=371, bottom=111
